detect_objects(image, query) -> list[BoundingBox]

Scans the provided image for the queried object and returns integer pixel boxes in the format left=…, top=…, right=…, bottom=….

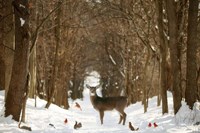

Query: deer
left=86, top=84, right=128, bottom=125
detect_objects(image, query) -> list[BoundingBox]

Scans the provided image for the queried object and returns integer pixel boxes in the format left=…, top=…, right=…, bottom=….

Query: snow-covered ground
left=0, top=89, right=200, bottom=133
left=0, top=72, right=200, bottom=132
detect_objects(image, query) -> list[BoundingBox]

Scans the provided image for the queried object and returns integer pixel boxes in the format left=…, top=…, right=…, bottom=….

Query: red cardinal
left=64, top=118, right=68, bottom=124
left=75, top=102, right=82, bottom=111
left=148, top=122, right=152, bottom=127
left=153, top=122, right=158, bottom=128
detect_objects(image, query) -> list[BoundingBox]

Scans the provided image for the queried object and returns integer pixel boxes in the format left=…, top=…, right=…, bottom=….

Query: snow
left=109, top=55, right=117, bottom=65
left=84, top=71, right=102, bottom=97
left=175, top=101, right=200, bottom=125
left=19, top=4, right=25, bottom=8
left=134, top=76, right=139, bottom=81
left=20, top=18, right=25, bottom=26
left=155, top=25, right=158, bottom=30
left=163, top=19, right=168, bottom=23
left=0, top=75, right=200, bottom=132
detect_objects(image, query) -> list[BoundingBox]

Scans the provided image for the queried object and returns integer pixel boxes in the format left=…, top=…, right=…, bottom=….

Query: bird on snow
left=129, top=122, right=139, bottom=131
left=75, top=102, right=82, bottom=111
left=148, top=122, right=152, bottom=127
left=74, top=121, right=82, bottom=129
left=49, top=123, right=55, bottom=128
left=64, top=118, right=68, bottom=124
left=153, top=122, right=158, bottom=128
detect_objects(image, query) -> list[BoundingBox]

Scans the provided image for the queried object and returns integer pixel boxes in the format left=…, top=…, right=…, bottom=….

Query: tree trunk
left=71, top=72, right=80, bottom=100
left=21, top=74, right=30, bottom=122
left=55, top=1, right=62, bottom=106
left=29, top=45, right=37, bottom=98
left=156, top=0, right=168, bottom=114
left=185, top=0, right=198, bottom=109
left=0, top=46, right=5, bottom=91
left=3, top=0, right=15, bottom=99
left=142, top=48, right=150, bottom=113
left=45, top=40, right=59, bottom=108
left=165, top=0, right=182, bottom=114
left=45, top=1, right=62, bottom=108
left=125, top=44, right=131, bottom=104
left=198, top=68, right=200, bottom=101
left=0, top=7, right=5, bottom=90
left=5, top=0, right=30, bottom=121
left=0, top=0, right=14, bottom=96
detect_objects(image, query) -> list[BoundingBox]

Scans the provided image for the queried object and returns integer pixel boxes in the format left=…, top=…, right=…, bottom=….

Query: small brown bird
left=64, top=118, right=68, bottom=124
left=153, top=122, right=158, bottom=128
left=75, top=102, right=82, bottom=111
left=129, top=122, right=139, bottom=131
left=148, top=122, right=152, bottom=127
left=49, top=123, right=55, bottom=128
left=74, top=121, right=82, bottom=129
left=77, top=122, right=82, bottom=128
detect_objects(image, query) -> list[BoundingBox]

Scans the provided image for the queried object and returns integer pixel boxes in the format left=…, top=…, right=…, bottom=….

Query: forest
left=0, top=0, right=200, bottom=132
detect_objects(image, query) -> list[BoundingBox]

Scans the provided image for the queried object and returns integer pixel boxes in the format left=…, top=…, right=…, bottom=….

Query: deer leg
left=117, top=109, right=127, bottom=125
left=116, top=108, right=126, bottom=125
left=118, top=115, right=123, bottom=124
left=122, top=112, right=127, bottom=125
left=99, top=110, right=104, bottom=125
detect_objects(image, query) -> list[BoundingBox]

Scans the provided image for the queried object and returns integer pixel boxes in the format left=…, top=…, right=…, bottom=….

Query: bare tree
left=5, top=0, right=30, bottom=121
left=45, top=1, right=62, bottom=108
left=165, top=0, right=182, bottom=114
left=155, top=0, right=168, bottom=114
left=0, top=0, right=14, bottom=98
left=185, top=0, right=199, bottom=109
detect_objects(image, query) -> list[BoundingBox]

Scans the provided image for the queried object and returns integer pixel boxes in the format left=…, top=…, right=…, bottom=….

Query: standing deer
left=86, top=84, right=128, bottom=125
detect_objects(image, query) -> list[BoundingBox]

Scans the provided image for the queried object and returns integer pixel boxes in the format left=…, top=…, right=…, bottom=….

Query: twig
left=0, top=44, right=15, bottom=52
left=30, top=1, right=63, bottom=54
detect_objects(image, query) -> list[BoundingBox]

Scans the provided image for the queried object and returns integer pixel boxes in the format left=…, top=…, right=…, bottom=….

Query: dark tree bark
left=5, top=0, right=30, bottom=121
left=165, top=0, right=182, bottom=114
left=156, top=0, right=168, bottom=114
left=0, top=5, right=5, bottom=90
left=185, top=0, right=199, bottom=109
left=0, top=0, right=14, bottom=96
left=3, top=0, right=15, bottom=99
left=0, top=0, right=3, bottom=91
left=0, top=46, right=5, bottom=91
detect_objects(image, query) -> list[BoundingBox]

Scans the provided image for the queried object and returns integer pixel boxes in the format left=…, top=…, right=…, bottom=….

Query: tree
left=5, top=0, right=30, bottom=121
left=0, top=1, right=5, bottom=90
left=45, top=1, right=61, bottom=108
left=0, top=46, right=5, bottom=91
left=165, top=0, right=182, bottom=114
left=0, top=0, right=14, bottom=98
left=3, top=0, right=15, bottom=99
left=155, top=0, right=168, bottom=114
left=185, top=0, right=199, bottom=109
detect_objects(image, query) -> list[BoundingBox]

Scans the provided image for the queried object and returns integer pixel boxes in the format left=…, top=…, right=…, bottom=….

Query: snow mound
left=175, top=100, right=200, bottom=125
